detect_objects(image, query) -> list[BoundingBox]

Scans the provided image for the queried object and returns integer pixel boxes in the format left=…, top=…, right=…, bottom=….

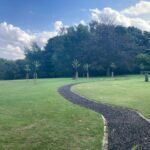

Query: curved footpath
left=58, top=84, right=150, bottom=150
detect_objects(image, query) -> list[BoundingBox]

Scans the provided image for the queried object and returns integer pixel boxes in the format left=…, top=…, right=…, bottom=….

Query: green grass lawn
left=73, top=75, right=150, bottom=119
left=0, top=78, right=103, bottom=150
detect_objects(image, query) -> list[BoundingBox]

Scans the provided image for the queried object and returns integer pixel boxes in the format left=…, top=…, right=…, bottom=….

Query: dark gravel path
left=58, top=84, right=150, bottom=150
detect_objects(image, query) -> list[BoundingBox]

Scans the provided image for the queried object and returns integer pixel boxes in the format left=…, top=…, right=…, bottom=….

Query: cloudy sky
left=0, top=0, right=150, bottom=60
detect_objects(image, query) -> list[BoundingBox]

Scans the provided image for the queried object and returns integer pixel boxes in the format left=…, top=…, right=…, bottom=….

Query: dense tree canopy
left=0, top=22, right=150, bottom=80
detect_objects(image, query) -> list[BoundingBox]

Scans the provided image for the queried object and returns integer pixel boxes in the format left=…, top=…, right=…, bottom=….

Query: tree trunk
left=111, top=71, right=114, bottom=78
left=75, top=71, right=78, bottom=79
left=87, top=71, right=89, bottom=78
left=145, top=73, right=149, bottom=82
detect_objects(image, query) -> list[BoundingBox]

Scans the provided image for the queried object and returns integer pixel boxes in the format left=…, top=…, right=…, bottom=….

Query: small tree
left=110, top=62, right=117, bottom=77
left=83, top=64, right=90, bottom=78
left=24, top=64, right=30, bottom=80
left=72, top=59, right=80, bottom=79
left=33, top=61, right=40, bottom=81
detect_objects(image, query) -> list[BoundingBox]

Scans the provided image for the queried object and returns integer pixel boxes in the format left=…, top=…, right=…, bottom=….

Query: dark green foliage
left=1, top=23, right=150, bottom=80
left=0, top=59, right=26, bottom=80
left=136, top=53, right=150, bottom=71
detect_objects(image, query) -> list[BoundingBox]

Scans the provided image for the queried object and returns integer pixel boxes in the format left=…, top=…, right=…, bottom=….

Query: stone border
left=101, top=115, right=108, bottom=150
left=137, top=112, right=150, bottom=124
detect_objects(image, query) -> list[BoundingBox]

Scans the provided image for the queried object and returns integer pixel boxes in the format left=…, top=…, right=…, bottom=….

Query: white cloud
left=0, top=45, right=25, bottom=60
left=90, top=7, right=150, bottom=32
left=122, top=1, right=150, bottom=16
left=90, top=8, right=101, bottom=23
left=0, top=22, right=33, bottom=45
left=0, top=22, right=57, bottom=60
left=0, top=22, right=32, bottom=60
left=80, top=20, right=86, bottom=25
left=33, top=31, right=57, bottom=48
left=54, top=21, right=64, bottom=31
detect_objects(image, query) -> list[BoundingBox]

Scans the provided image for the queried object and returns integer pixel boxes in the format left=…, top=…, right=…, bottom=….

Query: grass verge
left=0, top=78, right=103, bottom=150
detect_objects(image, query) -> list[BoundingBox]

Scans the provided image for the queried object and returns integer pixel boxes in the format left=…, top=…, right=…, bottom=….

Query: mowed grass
left=0, top=78, right=103, bottom=150
left=73, top=75, right=150, bottom=119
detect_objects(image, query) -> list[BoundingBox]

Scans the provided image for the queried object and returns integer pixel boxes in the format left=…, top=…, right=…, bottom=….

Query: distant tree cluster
left=0, top=22, right=150, bottom=80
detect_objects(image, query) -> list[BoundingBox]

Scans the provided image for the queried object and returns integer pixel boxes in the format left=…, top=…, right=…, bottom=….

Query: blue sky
left=0, top=0, right=150, bottom=60
left=0, top=0, right=139, bottom=31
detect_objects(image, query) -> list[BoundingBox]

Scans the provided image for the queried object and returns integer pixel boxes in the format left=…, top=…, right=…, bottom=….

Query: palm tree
left=72, top=59, right=80, bottom=79
left=33, top=61, right=40, bottom=80
left=24, top=64, right=30, bottom=80
left=110, top=62, right=117, bottom=77
left=83, top=64, right=90, bottom=78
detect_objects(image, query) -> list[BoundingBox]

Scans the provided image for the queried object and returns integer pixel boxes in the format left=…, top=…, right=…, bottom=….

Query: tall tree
left=72, top=59, right=80, bottom=79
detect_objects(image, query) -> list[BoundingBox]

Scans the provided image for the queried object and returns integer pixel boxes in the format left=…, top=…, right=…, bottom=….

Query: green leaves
left=110, top=63, right=117, bottom=70
left=72, top=59, right=80, bottom=69
left=136, top=53, right=150, bottom=70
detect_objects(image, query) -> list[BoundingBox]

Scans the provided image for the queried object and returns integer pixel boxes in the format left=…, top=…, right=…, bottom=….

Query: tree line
left=0, top=22, right=150, bottom=80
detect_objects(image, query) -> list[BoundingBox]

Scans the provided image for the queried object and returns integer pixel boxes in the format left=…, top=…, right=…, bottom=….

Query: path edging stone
left=101, top=115, right=108, bottom=150
left=137, top=112, right=150, bottom=124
